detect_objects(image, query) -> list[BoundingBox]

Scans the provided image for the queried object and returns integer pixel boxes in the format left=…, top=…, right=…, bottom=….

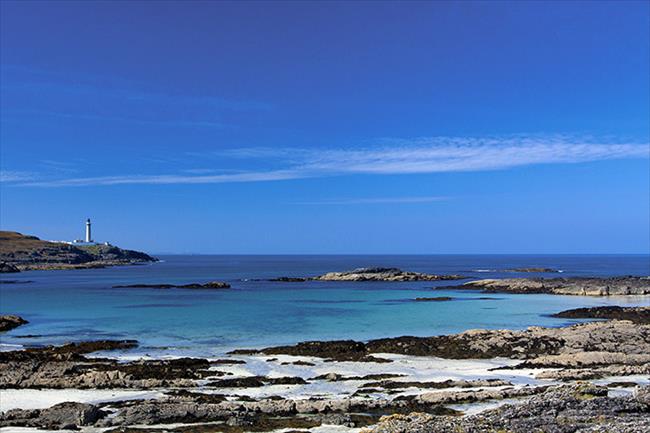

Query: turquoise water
left=1, top=255, right=648, bottom=357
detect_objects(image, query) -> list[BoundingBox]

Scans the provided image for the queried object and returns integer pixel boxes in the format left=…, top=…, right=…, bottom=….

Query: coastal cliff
left=0, top=231, right=156, bottom=272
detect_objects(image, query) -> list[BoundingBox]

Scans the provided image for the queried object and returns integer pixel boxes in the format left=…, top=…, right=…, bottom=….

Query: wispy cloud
left=1, top=66, right=269, bottom=128
left=6, top=134, right=649, bottom=187
left=293, top=196, right=449, bottom=205
left=0, top=170, right=36, bottom=183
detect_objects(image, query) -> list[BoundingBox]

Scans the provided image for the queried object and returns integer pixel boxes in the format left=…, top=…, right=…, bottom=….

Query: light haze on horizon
left=0, top=1, right=649, bottom=254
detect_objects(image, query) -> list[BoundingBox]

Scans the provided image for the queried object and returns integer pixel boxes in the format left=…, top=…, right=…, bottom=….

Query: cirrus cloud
left=5, top=134, right=648, bottom=187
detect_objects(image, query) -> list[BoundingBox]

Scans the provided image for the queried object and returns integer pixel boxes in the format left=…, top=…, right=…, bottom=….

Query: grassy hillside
left=0, top=231, right=156, bottom=271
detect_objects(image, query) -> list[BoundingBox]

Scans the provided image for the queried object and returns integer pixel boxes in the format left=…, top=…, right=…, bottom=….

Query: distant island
left=269, top=267, right=467, bottom=282
left=0, top=231, right=157, bottom=272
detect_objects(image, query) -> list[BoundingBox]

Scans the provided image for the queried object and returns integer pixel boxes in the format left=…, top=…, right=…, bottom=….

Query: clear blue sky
left=1, top=0, right=648, bottom=254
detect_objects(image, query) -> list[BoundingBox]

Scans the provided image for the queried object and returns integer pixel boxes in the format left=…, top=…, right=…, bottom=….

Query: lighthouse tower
left=85, top=219, right=93, bottom=243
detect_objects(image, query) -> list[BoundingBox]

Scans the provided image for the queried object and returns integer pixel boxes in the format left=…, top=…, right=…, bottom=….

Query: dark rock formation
left=269, top=276, right=309, bottom=282
left=0, top=402, right=106, bottom=430
left=365, top=384, right=650, bottom=433
left=0, top=262, right=20, bottom=273
left=0, top=315, right=28, bottom=332
left=414, top=296, right=453, bottom=302
left=458, top=276, right=650, bottom=296
left=113, top=281, right=230, bottom=289
left=248, top=320, right=649, bottom=364
left=505, top=267, right=560, bottom=272
left=0, top=340, right=216, bottom=389
left=207, top=375, right=308, bottom=388
left=314, top=267, right=466, bottom=282
left=552, top=305, right=650, bottom=324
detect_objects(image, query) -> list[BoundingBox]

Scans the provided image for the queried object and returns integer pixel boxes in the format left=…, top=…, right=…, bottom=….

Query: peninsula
left=0, top=231, right=156, bottom=272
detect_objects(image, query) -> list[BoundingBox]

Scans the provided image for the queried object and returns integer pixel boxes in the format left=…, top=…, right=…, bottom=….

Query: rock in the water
left=113, top=281, right=230, bottom=289
left=414, top=296, right=453, bottom=302
left=552, top=306, right=650, bottom=324
left=249, top=320, right=649, bottom=362
left=0, top=262, right=20, bottom=273
left=269, top=276, right=309, bottom=282
left=459, top=276, right=650, bottom=296
left=505, top=267, right=560, bottom=273
left=314, top=267, right=466, bottom=282
left=0, top=315, right=28, bottom=332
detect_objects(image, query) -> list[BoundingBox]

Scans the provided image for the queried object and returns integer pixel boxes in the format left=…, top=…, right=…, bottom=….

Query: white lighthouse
left=85, top=218, right=93, bottom=243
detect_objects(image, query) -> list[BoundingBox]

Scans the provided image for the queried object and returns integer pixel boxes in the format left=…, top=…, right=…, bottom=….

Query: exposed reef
left=2, top=312, right=650, bottom=432
left=0, top=263, right=20, bottom=273
left=0, top=315, right=28, bottom=332
left=552, top=305, right=650, bottom=324
left=456, top=276, right=650, bottom=296
left=504, top=267, right=561, bottom=273
left=270, top=267, right=467, bottom=282
left=113, top=281, right=231, bottom=289
left=364, top=384, right=650, bottom=433
left=241, top=320, right=650, bottom=366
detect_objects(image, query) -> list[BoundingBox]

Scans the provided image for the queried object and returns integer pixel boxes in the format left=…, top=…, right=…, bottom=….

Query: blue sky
left=1, top=0, right=648, bottom=254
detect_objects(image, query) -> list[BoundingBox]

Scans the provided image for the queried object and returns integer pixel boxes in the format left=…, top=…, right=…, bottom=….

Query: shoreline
left=1, top=308, right=649, bottom=432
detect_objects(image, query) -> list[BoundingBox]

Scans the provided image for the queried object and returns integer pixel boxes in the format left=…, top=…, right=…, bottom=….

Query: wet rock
left=459, top=276, right=650, bottom=296
left=313, top=373, right=405, bottom=382
left=261, top=340, right=367, bottom=361
left=552, top=305, right=650, bottom=324
left=113, top=281, right=230, bottom=289
left=505, top=267, right=560, bottom=273
left=0, top=402, right=106, bottom=429
left=0, top=262, right=20, bottom=273
left=282, top=360, right=316, bottom=366
left=414, top=296, right=453, bottom=302
left=208, top=375, right=308, bottom=388
left=0, top=342, right=217, bottom=389
left=269, top=277, right=309, bottom=282
left=0, top=315, right=28, bottom=331
left=243, top=320, right=649, bottom=363
left=364, top=384, right=650, bottom=433
left=362, top=378, right=513, bottom=390
left=313, top=267, right=466, bottom=282
left=211, top=358, right=246, bottom=365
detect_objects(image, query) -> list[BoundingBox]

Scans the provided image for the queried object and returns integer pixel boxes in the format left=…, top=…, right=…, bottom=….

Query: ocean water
left=0, top=255, right=648, bottom=358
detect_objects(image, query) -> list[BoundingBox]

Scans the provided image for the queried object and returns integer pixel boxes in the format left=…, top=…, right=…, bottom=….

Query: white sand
left=200, top=353, right=549, bottom=401
left=0, top=389, right=163, bottom=412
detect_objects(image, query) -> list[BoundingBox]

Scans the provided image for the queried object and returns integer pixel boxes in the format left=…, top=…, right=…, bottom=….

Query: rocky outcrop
left=505, top=267, right=560, bottom=273
left=552, top=305, right=650, bottom=324
left=0, top=340, right=218, bottom=389
left=3, top=384, right=647, bottom=432
left=0, top=315, right=28, bottom=332
left=1, top=402, right=106, bottom=430
left=113, top=281, right=230, bottom=289
left=269, top=276, right=309, bottom=282
left=0, top=231, right=157, bottom=271
left=363, top=384, right=650, bottom=433
left=0, top=262, right=20, bottom=273
left=313, top=267, right=466, bottom=282
left=458, top=276, right=650, bottom=296
left=248, top=320, right=650, bottom=363
left=2, top=317, right=650, bottom=431
left=414, top=296, right=453, bottom=302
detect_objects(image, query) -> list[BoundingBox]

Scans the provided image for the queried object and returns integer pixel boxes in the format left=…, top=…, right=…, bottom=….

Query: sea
left=1, top=255, right=649, bottom=358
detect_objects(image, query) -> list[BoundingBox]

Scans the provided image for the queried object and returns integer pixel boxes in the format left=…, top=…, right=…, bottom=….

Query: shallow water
left=1, top=255, right=648, bottom=357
